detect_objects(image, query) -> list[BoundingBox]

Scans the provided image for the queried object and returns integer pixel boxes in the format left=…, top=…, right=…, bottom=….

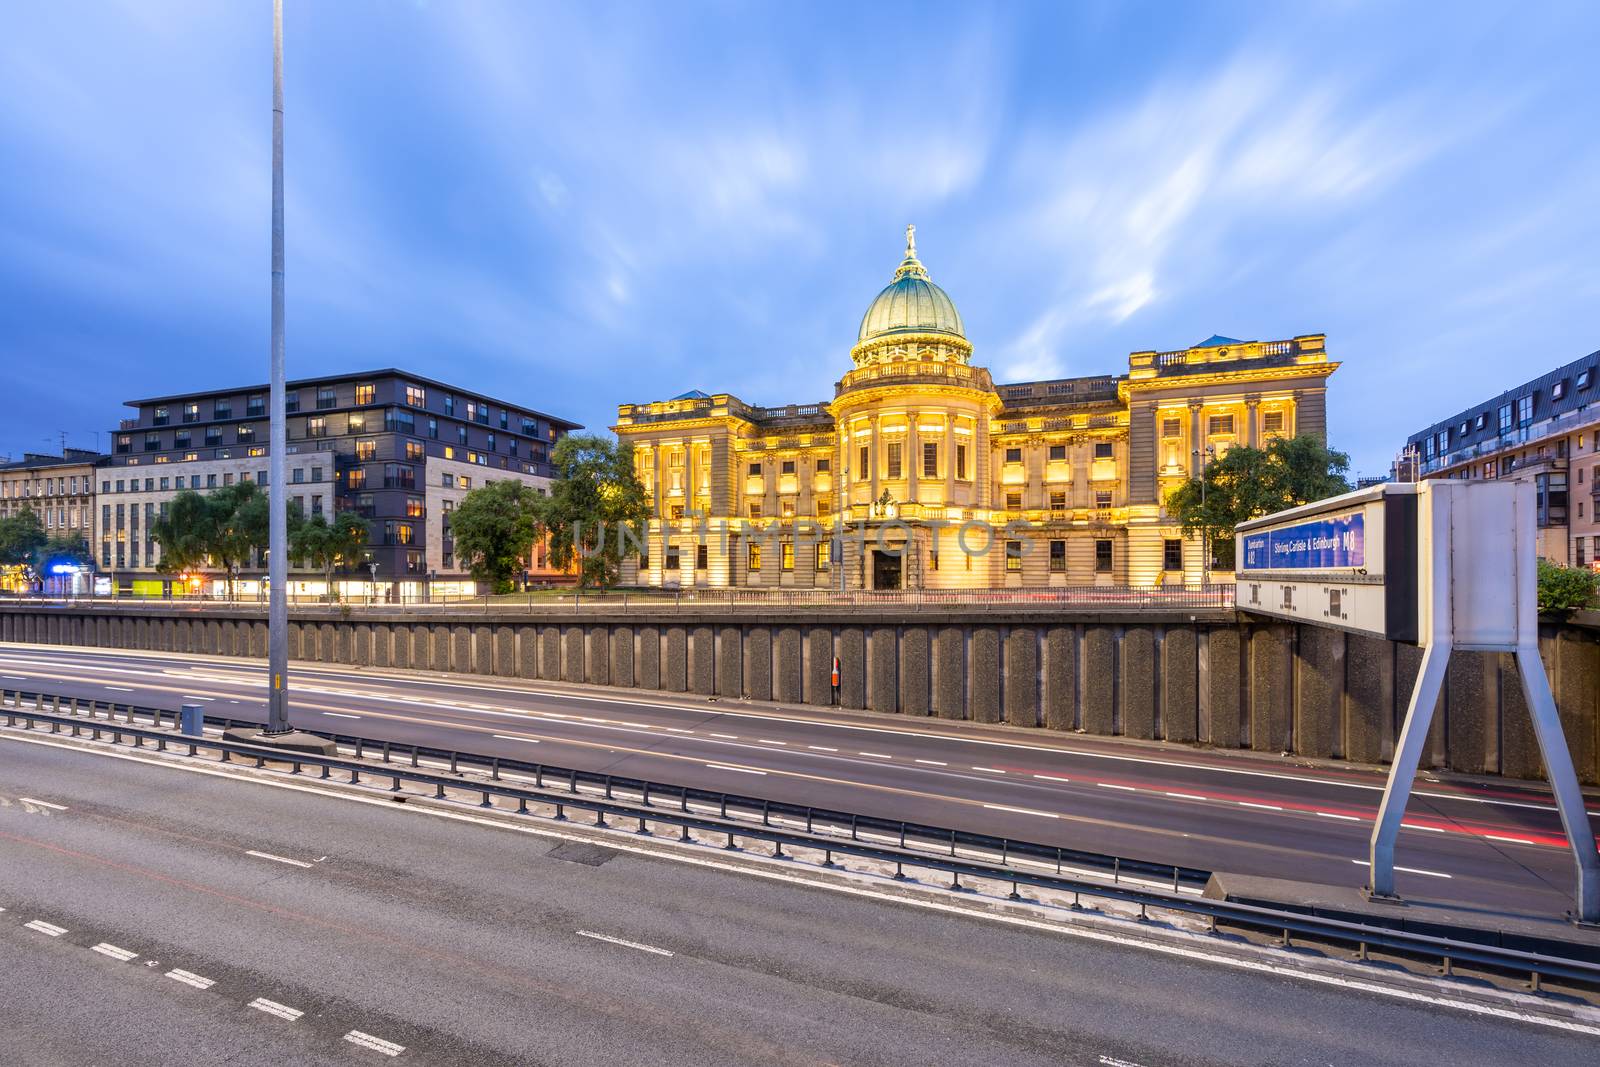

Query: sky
left=2, top=1, right=1597, bottom=477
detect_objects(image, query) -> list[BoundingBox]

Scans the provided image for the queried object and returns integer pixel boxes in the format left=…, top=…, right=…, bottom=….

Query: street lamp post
left=264, top=0, right=290, bottom=735
left=367, top=560, right=378, bottom=606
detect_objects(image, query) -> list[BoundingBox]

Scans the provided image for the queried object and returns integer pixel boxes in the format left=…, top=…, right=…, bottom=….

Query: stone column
left=1245, top=395, right=1261, bottom=448
left=907, top=409, right=919, bottom=506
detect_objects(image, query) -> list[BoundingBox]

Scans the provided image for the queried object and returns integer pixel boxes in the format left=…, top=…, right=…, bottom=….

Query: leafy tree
left=1536, top=558, right=1599, bottom=616
left=1166, top=435, right=1351, bottom=570
left=450, top=478, right=544, bottom=594
left=0, top=508, right=47, bottom=568
left=33, top=533, right=90, bottom=574
left=150, top=482, right=301, bottom=597
left=290, top=511, right=370, bottom=600
left=539, top=434, right=650, bottom=588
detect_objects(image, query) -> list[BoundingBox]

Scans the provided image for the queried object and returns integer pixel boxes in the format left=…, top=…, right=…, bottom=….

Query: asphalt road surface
left=1, top=735, right=1594, bottom=1066
left=1, top=642, right=1595, bottom=919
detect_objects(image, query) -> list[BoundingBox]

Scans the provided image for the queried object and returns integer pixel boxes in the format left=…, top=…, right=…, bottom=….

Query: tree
left=1166, top=435, right=1351, bottom=571
left=1536, top=558, right=1599, bottom=616
left=150, top=481, right=300, bottom=597
left=450, top=479, right=544, bottom=593
left=0, top=508, right=47, bottom=569
left=290, top=511, right=370, bottom=600
left=539, top=434, right=650, bottom=588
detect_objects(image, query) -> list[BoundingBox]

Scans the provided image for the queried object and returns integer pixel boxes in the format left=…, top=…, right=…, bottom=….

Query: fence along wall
left=0, top=606, right=1594, bottom=784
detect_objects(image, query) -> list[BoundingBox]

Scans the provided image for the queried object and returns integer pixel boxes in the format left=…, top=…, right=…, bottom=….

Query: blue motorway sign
left=1239, top=513, right=1365, bottom=571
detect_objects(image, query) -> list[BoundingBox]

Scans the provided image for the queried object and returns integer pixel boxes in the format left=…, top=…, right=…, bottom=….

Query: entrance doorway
left=872, top=550, right=902, bottom=590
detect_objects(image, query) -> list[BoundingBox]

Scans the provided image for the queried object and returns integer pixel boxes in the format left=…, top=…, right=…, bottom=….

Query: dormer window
left=1580, top=368, right=1593, bottom=390
left=1553, top=379, right=1568, bottom=401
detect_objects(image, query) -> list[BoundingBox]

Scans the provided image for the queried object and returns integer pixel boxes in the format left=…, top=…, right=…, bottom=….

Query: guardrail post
left=490, top=758, right=500, bottom=782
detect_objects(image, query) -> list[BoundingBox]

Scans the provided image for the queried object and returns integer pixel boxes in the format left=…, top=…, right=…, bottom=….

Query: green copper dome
left=856, top=226, right=965, bottom=344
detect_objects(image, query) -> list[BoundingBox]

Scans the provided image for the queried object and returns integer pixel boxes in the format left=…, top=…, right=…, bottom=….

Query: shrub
left=1536, top=557, right=1599, bottom=616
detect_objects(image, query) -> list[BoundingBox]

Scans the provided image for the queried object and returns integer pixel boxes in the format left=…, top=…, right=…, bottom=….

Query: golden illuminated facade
left=615, top=228, right=1337, bottom=589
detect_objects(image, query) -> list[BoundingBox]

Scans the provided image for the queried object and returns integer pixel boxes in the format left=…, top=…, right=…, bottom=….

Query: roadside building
left=1402, top=348, right=1600, bottom=567
left=614, top=228, right=1338, bottom=589
left=0, top=449, right=103, bottom=593
left=100, top=371, right=581, bottom=597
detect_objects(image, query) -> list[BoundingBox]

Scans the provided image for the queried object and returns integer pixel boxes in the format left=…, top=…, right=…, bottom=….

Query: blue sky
left=2, top=1, right=1597, bottom=476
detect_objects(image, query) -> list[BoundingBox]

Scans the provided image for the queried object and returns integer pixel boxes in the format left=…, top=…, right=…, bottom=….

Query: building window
left=1005, top=491, right=1022, bottom=510
left=350, top=382, right=375, bottom=406
left=143, top=432, right=159, bottom=451
left=956, top=443, right=968, bottom=480
left=1498, top=403, right=1513, bottom=432
left=1518, top=394, right=1534, bottom=425
left=1004, top=447, right=1022, bottom=463
left=237, top=424, right=255, bottom=443
left=348, top=468, right=366, bottom=489
left=214, top=399, right=232, bottom=419
left=246, top=395, right=264, bottom=417
left=858, top=445, right=869, bottom=475
left=311, top=466, right=323, bottom=482
left=781, top=542, right=794, bottom=571
left=816, top=542, right=830, bottom=569
left=780, top=459, right=796, bottom=475
left=696, top=544, right=708, bottom=570
left=1160, top=417, right=1181, bottom=438
left=1207, top=414, right=1235, bottom=436
left=385, top=409, right=415, bottom=434
left=1094, top=442, right=1113, bottom=459
left=923, top=441, right=938, bottom=478
left=395, top=522, right=414, bottom=545
left=1262, top=411, right=1286, bottom=433
left=348, top=413, right=367, bottom=434
left=182, top=402, right=199, bottom=423
left=310, top=493, right=322, bottom=516
left=285, top=392, right=300, bottom=413
left=1005, top=541, right=1022, bottom=571
left=1095, top=539, right=1113, bottom=573
left=116, top=435, right=131, bottom=454
left=1049, top=491, right=1066, bottom=510
left=816, top=458, right=830, bottom=472
left=153, top=406, right=169, bottom=426
left=886, top=442, right=902, bottom=480
left=1553, top=380, right=1568, bottom=401
left=1095, top=490, right=1113, bottom=508
left=306, top=416, right=327, bottom=438
left=664, top=545, right=681, bottom=571
left=748, top=500, right=763, bottom=519
left=1164, top=539, right=1183, bottom=571
left=1048, top=444, right=1067, bottom=461
left=406, top=440, right=424, bottom=461
left=1581, top=369, right=1593, bottom=390
left=406, top=497, right=424, bottom=518
left=748, top=543, right=762, bottom=571
left=444, top=395, right=456, bottom=416
left=1049, top=540, right=1066, bottom=572
left=748, top=461, right=762, bottom=478
left=317, top=386, right=337, bottom=410
left=204, top=428, right=222, bottom=447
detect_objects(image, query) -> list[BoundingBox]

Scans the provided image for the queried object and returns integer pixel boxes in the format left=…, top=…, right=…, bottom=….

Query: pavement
left=1, top=641, right=1596, bottom=922
left=2, top=733, right=1597, bottom=1065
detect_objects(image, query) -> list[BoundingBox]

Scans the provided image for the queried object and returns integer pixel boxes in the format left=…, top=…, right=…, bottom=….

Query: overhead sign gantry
left=1236, top=480, right=1599, bottom=923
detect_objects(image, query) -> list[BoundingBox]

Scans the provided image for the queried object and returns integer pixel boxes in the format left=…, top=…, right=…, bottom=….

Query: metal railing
left=4, top=686, right=1598, bottom=994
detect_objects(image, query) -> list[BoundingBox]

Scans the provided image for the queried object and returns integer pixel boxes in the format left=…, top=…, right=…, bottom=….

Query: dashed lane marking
left=1487, top=834, right=1534, bottom=845
left=705, top=764, right=766, bottom=775
left=24, top=919, right=66, bottom=937
left=344, top=1030, right=405, bottom=1056
left=576, top=929, right=675, bottom=956
left=858, top=752, right=893, bottom=759
left=972, top=767, right=1007, bottom=774
left=491, top=734, right=541, bottom=744
left=1032, top=773, right=1070, bottom=782
left=756, top=739, right=787, bottom=746
left=1317, top=812, right=1361, bottom=822
left=917, top=759, right=949, bottom=766
left=92, top=942, right=138, bottom=962
left=322, top=712, right=362, bottom=720
left=249, top=997, right=304, bottom=1021
left=1351, top=859, right=1452, bottom=879
left=808, top=745, right=838, bottom=752
left=1098, top=783, right=1136, bottom=792
left=104, top=686, right=134, bottom=692
left=1239, top=802, right=1283, bottom=811
left=19, top=797, right=67, bottom=811
left=1165, top=792, right=1206, bottom=801
left=983, top=803, right=1060, bottom=819
left=245, top=849, right=314, bottom=869
left=165, top=968, right=215, bottom=989
left=709, top=733, right=739, bottom=740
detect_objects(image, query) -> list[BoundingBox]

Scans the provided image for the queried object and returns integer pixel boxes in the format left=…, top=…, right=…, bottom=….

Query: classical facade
left=1403, top=347, right=1600, bottom=567
left=615, top=229, right=1337, bottom=589
left=0, top=449, right=102, bottom=593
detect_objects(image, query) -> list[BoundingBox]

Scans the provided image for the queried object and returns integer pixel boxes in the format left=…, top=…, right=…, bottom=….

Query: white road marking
left=344, top=1030, right=405, bottom=1056
left=710, top=733, right=739, bottom=739
left=576, top=929, right=675, bottom=956
left=983, top=803, right=1060, bottom=819
left=1099, top=1056, right=1150, bottom=1067
left=858, top=751, right=893, bottom=759
left=3, top=675, right=27, bottom=680
left=663, top=727, right=692, bottom=734
left=1487, top=834, right=1534, bottom=845
left=322, top=712, right=362, bottom=720
left=3, top=720, right=1594, bottom=1039
left=24, top=920, right=66, bottom=937
left=92, top=942, right=138, bottom=962
left=1165, top=792, right=1206, bottom=801
left=491, top=734, right=541, bottom=744
left=1239, top=802, right=1283, bottom=811
left=19, top=797, right=67, bottom=811
left=1032, top=773, right=1070, bottom=782
left=1351, top=860, right=1452, bottom=878
left=165, top=968, right=215, bottom=989
left=705, top=764, right=766, bottom=775
left=245, top=849, right=314, bottom=869
left=249, top=997, right=303, bottom=1021
left=808, top=745, right=838, bottom=752
left=180, top=696, right=213, bottom=702
left=1405, top=823, right=1448, bottom=833
left=104, top=686, right=134, bottom=692
left=756, top=739, right=787, bottom=746
left=1098, top=783, right=1136, bottom=792
left=972, top=767, right=1006, bottom=774
left=1317, top=812, right=1360, bottom=822
left=917, top=759, right=949, bottom=766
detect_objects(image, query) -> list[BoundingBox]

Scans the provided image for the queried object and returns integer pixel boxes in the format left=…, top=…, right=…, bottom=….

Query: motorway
left=1, top=735, right=1595, bottom=1065
left=1, top=642, right=1597, bottom=919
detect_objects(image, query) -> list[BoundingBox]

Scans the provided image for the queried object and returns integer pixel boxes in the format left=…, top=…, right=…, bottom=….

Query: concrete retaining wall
left=2, top=605, right=1596, bottom=783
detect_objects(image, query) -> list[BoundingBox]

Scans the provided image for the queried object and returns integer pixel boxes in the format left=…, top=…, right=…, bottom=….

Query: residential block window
left=237, top=424, right=255, bottom=443
left=204, top=427, right=222, bottom=447
left=182, top=402, right=200, bottom=423
left=923, top=441, right=938, bottom=477
left=428, top=417, right=439, bottom=439
left=351, top=382, right=375, bottom=406
left=348, top=414, right=367, bottom=434
left=1498, top=403, right=1513, bottom=432
left=1095, top=539, right=1113, bottom=573
left=406, top=497, right=424, bottom=518
left=316, top=386, right=337, bottom=409
left=306, top=416, right=327, bottom=438
left=214, top=399, right=232, bottom=419
left=1005, top=541, right=1022, bottom=571
left=886, top=442, right=902, bottom=480
left=1164, top=539, right=1183, bottom=571
left=1518, top=394, right=1534, bottom=425
left=406, top=440, right=424, bottom=461
left=355, top=439, right=377, bottom=461
left=748, top=543, right=762, bottom=571
left=246, top=395, right=264, bottom=417
left=1049, top=540, right=1066, bottom=572
left=116, top=435, right=131, bottom=454
left=153, top=406, right=170, bottom=425
left=348, top=468, right=366, bottom=489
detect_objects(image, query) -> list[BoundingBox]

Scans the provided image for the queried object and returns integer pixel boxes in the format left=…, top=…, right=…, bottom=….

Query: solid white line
left=24, top=920, right=66, bottom=937
left=322, top=712, right=361, bottom=720
left=1317, top=812, right=1360, bottom=822
left=1165, top=792, right=1206, bottom=801
left=858, top=751, right=893, bottom=759
left=92, top=942, right=138, bottom=961
left=1032, top=773, right=1070, bottom=782
left=706, top=764, right=766, bottom=775
left=245, top=849, right=314, bottom=869
left=983, top=803, right=1060, bottom=819
left=19, top=797, right=67, bottom=811
left=344, top=1030, right=405, bottom=1056
left=1098, top=783, right=1136, bottom=792
left=1240, top=802, right=1283, bottom=811
left=249, top=997, right=304, bottom=1021
left=1351, top=860, right=1452, bottom=879
left=972, top=767, right=1006, bottom=775
left=1405, top=823, right=1448, bottom=833
left=917, top=759, right=949, bottom=766
left=492, top=734, right=541, bottom=744
left=1487, top=835, right=1533, bottom=845
left=576, top=929, right=675, bottom=956
left=166, top=968, right=214, bottom=989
